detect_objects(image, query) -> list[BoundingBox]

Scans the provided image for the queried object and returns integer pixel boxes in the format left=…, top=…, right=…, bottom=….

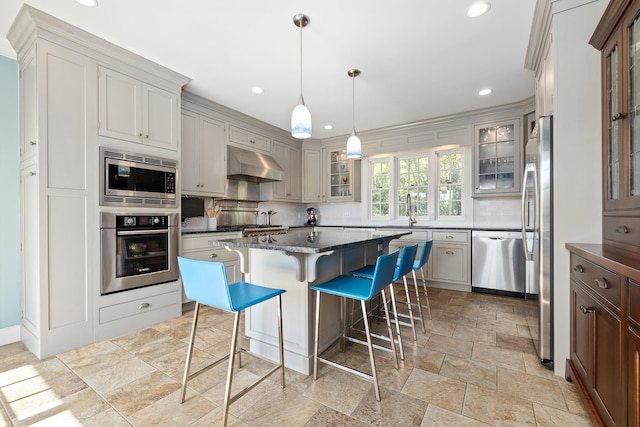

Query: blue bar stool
left=177, top=257, right=286, bottom=427
left=312, top=250, right=399, bottom=401
left=349, top=243, right=419, bottom=350
left=411, top=241, right=433, bottom=330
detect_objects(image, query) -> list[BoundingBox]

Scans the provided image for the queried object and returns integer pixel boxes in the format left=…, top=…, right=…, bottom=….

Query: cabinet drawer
left=603, top=216, right=640, bottom=251
left=99, top=291, right=179, bottom=324
left=432, top=230, right=468, bottom=243
left=183, top=247, right=236, bottom=262
left=182, top=233, right=241, bottom=251
left=571, top=254, right=621, bottom=311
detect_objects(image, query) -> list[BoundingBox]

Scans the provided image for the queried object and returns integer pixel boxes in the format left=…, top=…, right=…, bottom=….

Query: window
left=397, top=155, right=429, bottom=218
left=368, top=148, right=466, bottom=222
left=438, top=151, right=463, bottom=217
left=370, top=159, right=390, bottom=218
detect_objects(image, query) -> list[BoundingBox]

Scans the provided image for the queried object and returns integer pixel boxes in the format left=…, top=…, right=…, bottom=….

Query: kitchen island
left=209, top=229, right=411, bottom=374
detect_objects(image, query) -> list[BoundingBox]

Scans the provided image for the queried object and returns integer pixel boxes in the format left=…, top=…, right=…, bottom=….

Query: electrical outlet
left=343, top=211, right=350, bottom=217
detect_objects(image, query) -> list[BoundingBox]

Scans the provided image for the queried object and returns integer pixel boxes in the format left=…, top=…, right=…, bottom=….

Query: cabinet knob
left=595, top=278, right=608, bottom=289
left=616, top=225, right=629, bottom=234
left=145, top=134, right=149, bottom=139
left=138, top=132, right=143, bottom=137
left=611, top=112, right=627, bottom=122
left=209, top=253, right=218, bottom=259
left=29, top=171, right=36, bottom=176
left=579, top=304, right=594, bottom=314
left=29, top=140, right=36, bottom=146
left=137, top=303, right=150, bottom=310
left=573, top=264, right=584, bottom=273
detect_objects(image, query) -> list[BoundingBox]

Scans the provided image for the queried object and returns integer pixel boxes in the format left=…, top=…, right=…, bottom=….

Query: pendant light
left=291, top=14, right=312, bottom=139
left=346, top=69, right=362, bottom=159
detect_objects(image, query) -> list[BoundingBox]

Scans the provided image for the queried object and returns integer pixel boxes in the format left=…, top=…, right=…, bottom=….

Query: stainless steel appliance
left=100, top=147, right=177, bottom=207
left=100, top=212, right=179, bottom=294
left=471, top=230, right=526, bottom=296
left=521, top=115, right=553, bottom=369
left=306, top=207, right=317, bottom=226
left=242, top=225, right=288, bottom=237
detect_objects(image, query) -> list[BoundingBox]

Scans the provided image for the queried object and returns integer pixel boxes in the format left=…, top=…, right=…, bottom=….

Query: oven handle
left=116, top=229, right=170, bottom=236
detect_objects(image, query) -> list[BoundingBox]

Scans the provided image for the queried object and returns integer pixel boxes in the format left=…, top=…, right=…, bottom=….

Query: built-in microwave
left=100, top=147, right=177, bottom=207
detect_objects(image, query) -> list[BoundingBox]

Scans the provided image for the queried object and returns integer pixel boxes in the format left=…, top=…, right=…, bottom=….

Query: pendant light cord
left=352, top=75, right=356, bottom=133
left=299, top=22, right=303, bottom=99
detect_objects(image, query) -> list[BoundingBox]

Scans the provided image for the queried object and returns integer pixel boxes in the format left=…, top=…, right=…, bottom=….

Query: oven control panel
left=116, top=215, right=168, bottom=229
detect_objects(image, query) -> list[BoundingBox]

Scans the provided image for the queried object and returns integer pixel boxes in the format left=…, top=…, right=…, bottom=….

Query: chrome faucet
left=407, top=193, right=417, bottom=226
left=260, top=211, right=267, bottom=225
left=267, top=210, right=277, bottom=225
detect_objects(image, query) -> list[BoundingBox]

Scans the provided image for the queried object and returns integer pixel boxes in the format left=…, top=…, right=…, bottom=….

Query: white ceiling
left=0, top=0, right=537, bottom=140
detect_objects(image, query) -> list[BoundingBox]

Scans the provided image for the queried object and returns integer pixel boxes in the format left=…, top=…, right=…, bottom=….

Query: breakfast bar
left=209, top=229, right=411, bottom=374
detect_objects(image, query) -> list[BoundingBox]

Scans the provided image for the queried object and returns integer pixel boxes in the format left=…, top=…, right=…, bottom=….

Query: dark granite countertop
left=209, top=229, right=411, bottom=254
left=288, top=225, right=521, bottom=232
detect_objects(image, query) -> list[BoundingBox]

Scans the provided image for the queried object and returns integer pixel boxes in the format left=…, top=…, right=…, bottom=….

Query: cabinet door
left=21, top=164, right=40, bottom=334
left=20, top=46, right=37, bottom=160
left=198, top=116, right=226, bottom=196
left=98, top=67, right=142, bottom=143
left=228, top=125, right=271, bottom=153
left=180, top=110, right=199, bottom=193
left=287, top=145, right=302, bottom=200
left=272, top=141, right=289, bottom=200
left=326, top=148, right=361, bottom=202
left=629, top=327, right=640, bottom=427
left=431, top=243, right=468, bottom=283
left=570, top=280, right=594, bottom=383
left=303, top=147, right=323, bottom=202
left=473, top=119, right=522, bottom=197
left=143, top=83, right=178, bottom=150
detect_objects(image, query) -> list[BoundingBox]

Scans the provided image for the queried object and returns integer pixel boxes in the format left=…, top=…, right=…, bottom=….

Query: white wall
left=0, top=54, right=21, bottom=344
left=551, top=0, right=605, bottom=377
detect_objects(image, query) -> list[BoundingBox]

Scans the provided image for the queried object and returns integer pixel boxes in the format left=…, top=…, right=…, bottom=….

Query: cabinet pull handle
left=595, top=278, right=608, bottom=289
left=573, top=264, right=584, bottom=273
left=29, top=140, right=36, bottom=146
left=616, top=225, right=629, bottom=234
left=445, top=250, right=454, bottom=255
left=445, top=235, right=454, bottom=239
left=579, top=304, right=594, bottom=314
left=138, top=303, right=150, bottom=310
left=611, top=112, right=627, bottom=121
left=209, top=253, right=218, bottom=258
left=29, top=172, right=36, bottom=176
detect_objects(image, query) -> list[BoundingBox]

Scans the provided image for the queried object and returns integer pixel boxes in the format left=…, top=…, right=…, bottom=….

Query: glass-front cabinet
left=473, top=119, right=522, bottom=197
left=327, top=148, right=361, bottom=202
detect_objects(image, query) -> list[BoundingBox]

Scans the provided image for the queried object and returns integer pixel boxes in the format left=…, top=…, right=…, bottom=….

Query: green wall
left=0, top=55, right=20, bottom=332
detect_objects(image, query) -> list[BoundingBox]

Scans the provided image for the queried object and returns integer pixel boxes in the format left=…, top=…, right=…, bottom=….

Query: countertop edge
left=566, top=242, right=640, bottom=282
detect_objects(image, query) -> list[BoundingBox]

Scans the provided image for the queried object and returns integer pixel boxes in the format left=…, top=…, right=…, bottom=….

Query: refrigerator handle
left=521, top=166, right=536, bottom=261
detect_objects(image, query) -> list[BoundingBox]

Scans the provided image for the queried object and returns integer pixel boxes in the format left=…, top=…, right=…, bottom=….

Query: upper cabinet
left=262, top=140, right=301, bottom=202
left=98, top=67, right=179, bottom=151
left=228, top=124, right=271, bottom=153
left=302, top=147, right=324, bottom=202
left=327, top=148, right=361, bottom=202
left=473, top=119, right=522, bottom=197
left=591, top=0, right=640, bottom=253
left=181, top=109, right=226, bottom=197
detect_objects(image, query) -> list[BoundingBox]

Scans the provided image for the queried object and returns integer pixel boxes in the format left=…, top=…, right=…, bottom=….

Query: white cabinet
left=181, top=109, right=226, bottom=197
left=262, top=140, right=302, bottom=202
left=98, top=66, right=179, bottom=151
left=430, top=230, right=470, bottom=285
left=303, top=147, right=324, bottom=202
left=16, top=40, right=97, bottom=359
left=473, top=119, right=522, bottom=197
left=302, top=146, right=362, bottom=203
left=228, top=124, right=271, bottom=153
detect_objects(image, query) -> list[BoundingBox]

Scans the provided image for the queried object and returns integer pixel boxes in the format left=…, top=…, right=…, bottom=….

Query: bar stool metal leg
left=411, top=270, right=427, bottom=331
left=276, top=295, right=285, bottom=387
left=180, top=302, right=201, bottom=403
left=360, top=298, right=381, bottom=401
left=387, top=284, right=405, bottom=360
left=402, top=275, right=418, bottom=340
left=418, top=266, right=432, bottom=320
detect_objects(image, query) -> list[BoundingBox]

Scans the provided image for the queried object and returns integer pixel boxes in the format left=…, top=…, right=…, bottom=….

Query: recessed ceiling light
left=466, top=1, right=491, bottom=18
left=324, top=124, right=333, bottom=130
left=251, top=86, right=264, bottom=94
left=479, top=88, right=492, bottom=96
left=75, top=0, right=99, bottom=7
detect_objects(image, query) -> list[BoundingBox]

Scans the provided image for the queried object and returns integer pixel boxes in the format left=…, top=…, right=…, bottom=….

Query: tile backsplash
left=473, top=196, right=521, bottom=228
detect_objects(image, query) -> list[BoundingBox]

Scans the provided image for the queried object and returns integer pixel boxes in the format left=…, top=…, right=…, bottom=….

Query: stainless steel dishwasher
left=471, top=230, right=526, bottom=297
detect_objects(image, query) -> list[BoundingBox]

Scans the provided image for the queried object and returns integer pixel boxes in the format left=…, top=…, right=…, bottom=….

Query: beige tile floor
left=0, top=288, right=594, bottom=426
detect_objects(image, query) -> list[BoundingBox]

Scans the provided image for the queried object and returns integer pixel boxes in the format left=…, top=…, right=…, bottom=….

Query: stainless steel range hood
left=227, top=146, right=284, bottom=183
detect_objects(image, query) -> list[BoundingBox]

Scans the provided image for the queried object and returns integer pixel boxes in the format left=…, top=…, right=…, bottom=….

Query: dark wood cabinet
left=629, top=281, right=640, bottom=426
left=592, top=0, right=640, bottom=254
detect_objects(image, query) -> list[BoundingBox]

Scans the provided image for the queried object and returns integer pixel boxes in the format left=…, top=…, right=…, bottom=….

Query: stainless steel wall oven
left=100, top=147, right=177, bottom=207
left=100, top=212, right=179, bottom=295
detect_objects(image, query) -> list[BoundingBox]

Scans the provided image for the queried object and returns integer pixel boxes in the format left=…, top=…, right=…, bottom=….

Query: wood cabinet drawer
left=603, top=216, right=640, bottom=252
left=99, top=291, right=179, bottom=324
left=432, top=230, right=468, bottom=243
left=571, top=254, right=622, bottom=311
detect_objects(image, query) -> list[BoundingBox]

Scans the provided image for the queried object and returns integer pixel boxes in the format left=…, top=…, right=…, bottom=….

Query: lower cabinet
left=566, top=246, right=638, bottom=427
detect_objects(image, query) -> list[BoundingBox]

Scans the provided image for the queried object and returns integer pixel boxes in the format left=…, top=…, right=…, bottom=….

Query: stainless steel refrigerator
left=521, top=115, right=553, bottom=369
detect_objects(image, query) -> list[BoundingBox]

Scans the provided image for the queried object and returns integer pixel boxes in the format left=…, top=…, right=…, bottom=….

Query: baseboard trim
left=0, top=325, right=21, bottom=346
